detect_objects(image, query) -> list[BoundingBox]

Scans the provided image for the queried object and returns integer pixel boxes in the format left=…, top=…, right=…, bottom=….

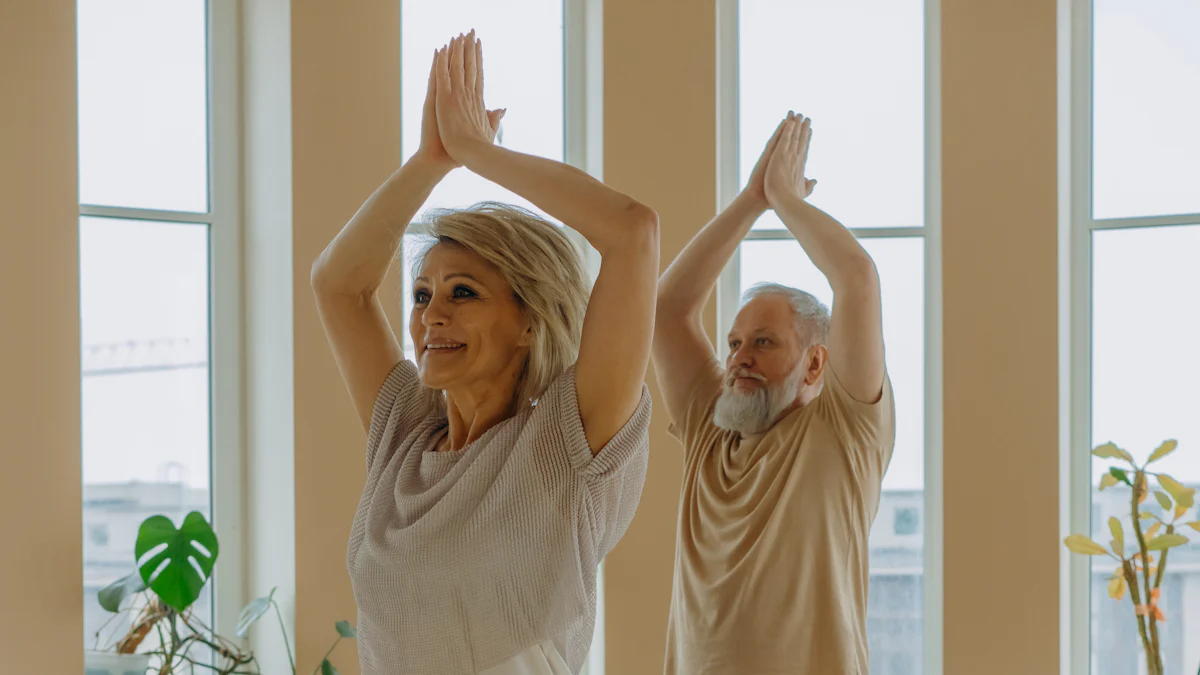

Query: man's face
left=712, top=295, right=815, bottom=435
left=724, top=294, right=805, bottom=393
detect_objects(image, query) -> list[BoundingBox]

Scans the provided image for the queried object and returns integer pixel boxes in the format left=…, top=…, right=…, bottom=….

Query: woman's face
left=410, top=243, right=532, bottom=393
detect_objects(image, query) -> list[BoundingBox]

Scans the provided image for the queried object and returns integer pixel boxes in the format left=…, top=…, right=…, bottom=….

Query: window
left=88, top=524, right=111, bottom=548
left=398, top=0, right=569, bottom=362
left=895, top=508, right=920, bottom=537
left=722, top=0, right=933, bottom=673
left=1073, top=1, right=1200, bottom=673
left=78, top=0, right=240, bottom=651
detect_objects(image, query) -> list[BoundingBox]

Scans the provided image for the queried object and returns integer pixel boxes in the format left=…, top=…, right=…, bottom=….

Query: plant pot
left=84, top=651, right=151, bottom=675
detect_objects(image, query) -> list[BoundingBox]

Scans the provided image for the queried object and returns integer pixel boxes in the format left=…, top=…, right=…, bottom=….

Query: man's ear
left=805, top=344, right=829, bottom=385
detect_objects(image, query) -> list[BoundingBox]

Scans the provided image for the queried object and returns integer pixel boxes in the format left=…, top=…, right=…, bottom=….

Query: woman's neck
left=441, top=378, right=522, bottom=451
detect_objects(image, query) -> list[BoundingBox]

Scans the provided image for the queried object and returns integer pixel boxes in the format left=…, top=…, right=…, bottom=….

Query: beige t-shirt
left=664, top=366, right=895, bottom=675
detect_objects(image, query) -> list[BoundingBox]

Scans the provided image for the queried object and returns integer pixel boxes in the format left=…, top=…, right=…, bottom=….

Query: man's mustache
left=725, top=368, right=767, bottom=387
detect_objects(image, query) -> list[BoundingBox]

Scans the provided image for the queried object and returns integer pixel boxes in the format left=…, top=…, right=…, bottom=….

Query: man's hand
left=434, top=31, right=505, bottom=164
left=741, top=114, right=791, bottom=211
left=764, top=113, right=818, bottom=208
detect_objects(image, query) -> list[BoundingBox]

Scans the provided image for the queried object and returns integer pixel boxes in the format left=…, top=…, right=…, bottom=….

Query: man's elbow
left=839, top=254, right=881, bottom=294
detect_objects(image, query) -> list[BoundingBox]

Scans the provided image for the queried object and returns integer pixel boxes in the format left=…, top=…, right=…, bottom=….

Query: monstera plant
left=1063, top=440, right=1200, bottom=675
left=94, top=511, right=354, bottom=675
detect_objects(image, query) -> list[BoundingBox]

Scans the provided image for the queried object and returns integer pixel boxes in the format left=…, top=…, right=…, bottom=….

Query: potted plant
left=1063, top=440, right=1200, bottom=675
left=90, top=510, right=354, bottom=675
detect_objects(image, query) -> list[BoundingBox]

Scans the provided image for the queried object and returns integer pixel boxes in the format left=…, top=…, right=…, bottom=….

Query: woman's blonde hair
left=412, top=202, right=590, bottom=407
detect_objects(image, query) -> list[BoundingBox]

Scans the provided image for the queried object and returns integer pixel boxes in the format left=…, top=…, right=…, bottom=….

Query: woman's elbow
left=617, top=202, right=660, bottom=249
left=309, top=250, right=333, bottom=292
left=628, top=200, right=657, bottom=233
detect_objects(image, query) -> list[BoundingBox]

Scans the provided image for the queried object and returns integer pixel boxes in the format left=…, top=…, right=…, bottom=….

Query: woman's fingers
left=464, top=30, right=477, bottom=94
left=487, top=108, right=505, bottom=132
left=436, top=46, right=450, bottom=94
left=426, top=48, right=439, bottom=101
left=475, top=38, right=485, bottom=98
left=450, top=34, right=465, bottom=90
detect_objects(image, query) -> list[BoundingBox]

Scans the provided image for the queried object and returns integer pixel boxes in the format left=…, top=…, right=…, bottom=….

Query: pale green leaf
left=1099, top=474, right=1119, bottom=491
left=1146, top=533, right=1190, bottom=551
left=1158, top=474, right=1195, bottom=509
left=1064, top=534, right=1110, bottom=556
left=1146, top=439, right=1178, bottom=464
left=1155, top=491, right=1173, bottom=511
left=1145, top=522, right=1163, bottom=541
left=1108, top=517, right=1124, bottom=555
left=1093, top=442, right=1133, bottom=463
left=1107, top=574, right=1126, bottom=600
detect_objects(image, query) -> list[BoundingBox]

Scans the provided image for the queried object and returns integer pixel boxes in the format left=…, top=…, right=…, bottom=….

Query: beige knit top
left=347, top=360, right=651, bottom=674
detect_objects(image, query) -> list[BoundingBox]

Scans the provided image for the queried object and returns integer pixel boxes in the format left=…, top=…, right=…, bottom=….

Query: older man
left=653, top=112, right=895, bottom=674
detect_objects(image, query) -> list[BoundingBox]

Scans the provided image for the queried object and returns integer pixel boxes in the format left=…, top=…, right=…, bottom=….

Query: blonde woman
left=311, top=32, right=658, bottom=675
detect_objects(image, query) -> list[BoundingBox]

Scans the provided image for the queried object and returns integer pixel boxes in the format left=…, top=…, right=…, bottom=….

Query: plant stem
left=1132, top=471, right=1162, bottom=675
left=1123, top=560, right=1154, bottom=672
left=310, top=638, right=342, bottom=675
left=271, top=599, right=298, bottom=675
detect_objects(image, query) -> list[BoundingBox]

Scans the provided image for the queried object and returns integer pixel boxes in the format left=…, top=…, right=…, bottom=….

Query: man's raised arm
left=765, top=114, right=886, bottom=402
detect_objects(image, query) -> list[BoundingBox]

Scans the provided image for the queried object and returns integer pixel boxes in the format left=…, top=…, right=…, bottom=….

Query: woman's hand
left=413, top=48, right=458, bottom=172
left=435, top=31, right=505, bottom=165
left=764, top=112, right=818, bottom=208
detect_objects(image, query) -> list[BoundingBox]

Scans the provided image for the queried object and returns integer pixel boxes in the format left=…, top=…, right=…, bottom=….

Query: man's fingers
left=799, top=119, right=812, bottom=168
left=779, top=119, right=798, bottom=153
left=762, top=116, right=789, bottom=156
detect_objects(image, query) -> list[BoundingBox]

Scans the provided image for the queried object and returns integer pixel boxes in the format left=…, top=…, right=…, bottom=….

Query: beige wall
left=602, top=0, right=716, bottom=671
left=0, top=0, right=81, bottom=670
left=290, top=1, right=403, bottom=672
left=941, top=0, right=1061, bottom=672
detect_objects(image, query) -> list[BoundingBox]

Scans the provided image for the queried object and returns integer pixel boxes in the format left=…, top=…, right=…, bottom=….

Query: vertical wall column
left=0, top=0, right=81, bottom=671
left=602, top=0, right=718, bottom=671
left=290, top=1, right=402, bottom=672
left=941, top=0, right=1060, bottom=672
left=244, top=2, right=401, bottom=673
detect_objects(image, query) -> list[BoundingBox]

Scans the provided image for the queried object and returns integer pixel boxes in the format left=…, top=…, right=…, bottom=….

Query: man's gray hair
left=741, top=282, right=831, bottom=347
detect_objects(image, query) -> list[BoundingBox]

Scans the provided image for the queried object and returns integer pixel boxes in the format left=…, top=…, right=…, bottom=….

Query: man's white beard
left=713, top=362, right=807, bottom=436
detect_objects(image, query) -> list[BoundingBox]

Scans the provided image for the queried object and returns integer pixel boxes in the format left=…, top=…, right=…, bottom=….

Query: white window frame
left=713, top=2, right=944, bottom=674
left=77, top=0, right=245, bottom=639
left=1061, top=0, right=1200, bottom=672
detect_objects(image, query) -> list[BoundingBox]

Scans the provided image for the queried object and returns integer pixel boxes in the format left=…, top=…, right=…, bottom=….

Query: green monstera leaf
left=135, top=511, right=219, bottom=612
